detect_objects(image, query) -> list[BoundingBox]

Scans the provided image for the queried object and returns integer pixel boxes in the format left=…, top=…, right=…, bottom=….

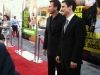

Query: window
left=41, top=11, right=46, bottom=16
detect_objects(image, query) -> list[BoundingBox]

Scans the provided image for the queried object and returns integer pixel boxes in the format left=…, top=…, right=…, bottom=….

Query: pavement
left=11, top=28, right=100, bottom=75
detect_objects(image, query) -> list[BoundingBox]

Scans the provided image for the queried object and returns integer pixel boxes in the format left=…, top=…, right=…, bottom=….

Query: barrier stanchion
left=38, top=35, right=40, bottom=61
left=36, top=35, right=42, bottom=63
left=9, top=27, right=13, bottom=47
left=15, top=26, right=22, bottom=55
left=33, top=35, right=37, bottom=62
left=20, top=26, right=22, bottom=55
left=33, top=7, right=38, bottom=63
left=18, top=26, right=22, bottom=55
left=35, top=35, right=44, bottom=63
left=15, top=28, right=20, bottom=54
left=18, top=31, right=19, bottom=52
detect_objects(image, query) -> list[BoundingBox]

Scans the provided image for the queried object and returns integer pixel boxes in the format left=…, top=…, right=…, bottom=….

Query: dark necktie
left=64, top=19, right=69, bottom=33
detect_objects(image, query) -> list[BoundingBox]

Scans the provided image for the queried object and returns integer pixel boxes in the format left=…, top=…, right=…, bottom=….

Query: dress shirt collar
left=67, top=13, right=75, bottom=22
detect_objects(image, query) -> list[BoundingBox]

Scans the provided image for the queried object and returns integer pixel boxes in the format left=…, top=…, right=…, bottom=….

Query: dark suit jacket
left=43, top=13, right=66, bottom=57
left=0, top=43, right=20, bottom=75
left=57, top=15, right=86, bottom=65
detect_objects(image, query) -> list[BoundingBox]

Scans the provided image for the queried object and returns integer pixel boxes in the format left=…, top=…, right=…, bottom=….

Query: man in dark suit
left=42, top=0, right=65, bottom=75
left=0, top=43, right=20, bottom=75
left=56, top=0, right=86, bottom=75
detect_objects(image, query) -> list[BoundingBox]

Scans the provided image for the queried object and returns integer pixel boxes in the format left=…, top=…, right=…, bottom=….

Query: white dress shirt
left=67, top=13, right=75, bottom=24
left=64, top=13, right=75, bottom=33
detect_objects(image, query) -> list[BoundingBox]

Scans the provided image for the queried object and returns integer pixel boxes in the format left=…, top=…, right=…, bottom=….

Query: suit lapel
left=63, top=15, right=76, bottom=38
left=62, top=21, right=66, bottom=37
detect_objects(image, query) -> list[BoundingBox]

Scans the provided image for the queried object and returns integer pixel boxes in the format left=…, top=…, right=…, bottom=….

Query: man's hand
left=70, top=61, right=77, bottom=69
left=56, top=56, right=61, bottom=63
left=42, top=49, right=46, bottom=56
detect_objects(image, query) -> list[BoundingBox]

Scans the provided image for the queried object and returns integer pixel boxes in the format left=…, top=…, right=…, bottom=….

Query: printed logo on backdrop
left=22, top=0, right=36, bottom=43
left=74, top=0, right=100, bottom=54
left=74, top=0, right=100, bottom=66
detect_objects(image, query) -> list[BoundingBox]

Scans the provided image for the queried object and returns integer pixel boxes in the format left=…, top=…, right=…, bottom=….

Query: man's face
left=48, top=2, right=57, bottom=14
left=61, top=2, right=71, bottom=16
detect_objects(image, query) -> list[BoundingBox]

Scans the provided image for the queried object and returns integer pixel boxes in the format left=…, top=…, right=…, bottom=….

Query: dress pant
left=48, top=55, right=62, bottom=75
left=15, top=71, right=20, bottom=75
left=12, top=25, right=18, bottom=34
left=61, top=59, right=81, bottom=75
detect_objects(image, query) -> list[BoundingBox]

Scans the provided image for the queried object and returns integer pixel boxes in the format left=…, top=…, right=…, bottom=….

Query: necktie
left=64, top=19, right=69, bottom=33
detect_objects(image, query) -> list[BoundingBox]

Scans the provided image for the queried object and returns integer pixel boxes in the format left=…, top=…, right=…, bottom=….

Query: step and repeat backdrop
left=22, top=0, right=37, bottom=43
left=74, top=0, right=100, bottom=66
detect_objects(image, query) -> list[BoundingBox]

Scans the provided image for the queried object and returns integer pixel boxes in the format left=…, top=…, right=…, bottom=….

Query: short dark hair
left=96, top=0, right=100, bottom=7
left=50, top=0, right=61, bottom=11
left=62, top=0, right=76, bottom=11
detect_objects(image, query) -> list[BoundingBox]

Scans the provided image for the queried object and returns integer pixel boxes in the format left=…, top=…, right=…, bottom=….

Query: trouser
left=15, top=71, right=20, bottom=75
left=12, top=25, right=18, bottom=34
left=61, top=59, right=81, bottom=75
left=48, top=55, right=62, bottom=75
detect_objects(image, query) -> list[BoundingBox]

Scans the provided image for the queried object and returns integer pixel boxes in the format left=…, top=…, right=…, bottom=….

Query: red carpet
left=8, top=46, right=48, bottom=75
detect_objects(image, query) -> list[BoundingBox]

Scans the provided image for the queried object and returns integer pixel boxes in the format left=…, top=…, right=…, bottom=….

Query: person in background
left=56, top=0, right=86, bottom=75
left=29, top=14, right=36, bottom=29
left=11, top=16, right=19, bottom=36
left=0, top=17, right=2, bottom=26
left=0, top=15, right=11, bottom=48
left=0, top=27, right=5, bottom=43
left=83, top=0, right=100, bottom=32
left=85, top=0, right=95, bottom=6
left=75, top=0, right=85, bottom=6
left=29, top=13, right=36, bottom=29
left=42, top=0, right=65, bottom=75
left=0, top=13, right=3, bottom=26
